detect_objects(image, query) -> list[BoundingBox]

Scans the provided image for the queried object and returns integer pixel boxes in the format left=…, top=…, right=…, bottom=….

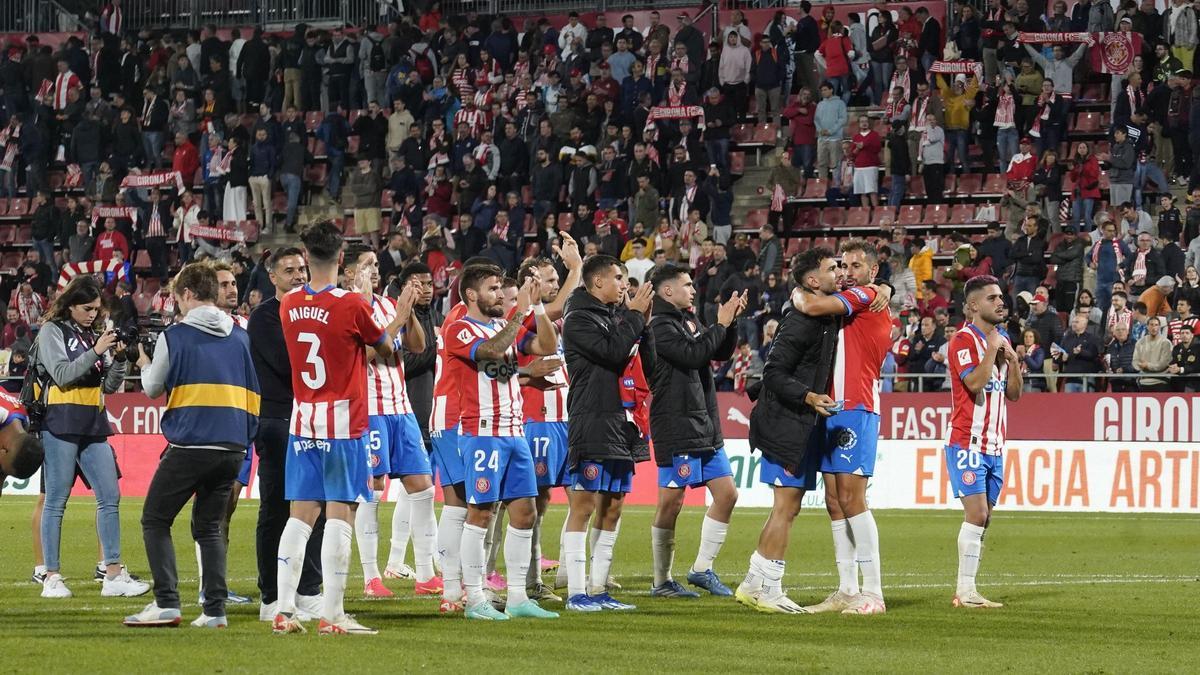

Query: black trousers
left=145, top=236, right=168, bottom=281
left=141, top=445, right=242, bottom=616
left=922, top=164, right=946, bottom=203
left=255, top=417, right=324, bottom=604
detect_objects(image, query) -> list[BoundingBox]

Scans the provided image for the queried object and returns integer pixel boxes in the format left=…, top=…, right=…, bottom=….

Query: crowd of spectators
left=0, top=0, right=1197, bottom=390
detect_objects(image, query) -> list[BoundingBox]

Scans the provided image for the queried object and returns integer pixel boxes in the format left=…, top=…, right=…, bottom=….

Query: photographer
left=125, top=263, right=260, bottom=628
left=34, top=275, right=149, bottom=600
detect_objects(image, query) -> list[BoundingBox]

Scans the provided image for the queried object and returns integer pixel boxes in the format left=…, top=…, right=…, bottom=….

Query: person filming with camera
left=33, top=275, right=149, bottom=600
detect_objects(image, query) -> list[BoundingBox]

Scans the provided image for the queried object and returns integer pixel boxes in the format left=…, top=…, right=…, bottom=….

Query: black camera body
left=116, top=316, right=170, bottom=363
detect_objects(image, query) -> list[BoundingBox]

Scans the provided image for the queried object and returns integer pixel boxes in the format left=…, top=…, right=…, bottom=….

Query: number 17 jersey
left=281, top=284, right=386, bottom=440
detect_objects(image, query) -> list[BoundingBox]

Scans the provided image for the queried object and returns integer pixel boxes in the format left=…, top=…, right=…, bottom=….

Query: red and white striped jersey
left=946, top=324, right=1010, bottom=456
left=829, top=286, right=892, bottom=414
left=231, top=313, right=248, bottom=329
left=53, top=71, right=81, bottom=110
left=445, top=316, right=529, bottom=437
left=366, top=294, right=412, bottom=417
left=518, top=325, right=569, bottom=424
left=430, top=302, right=468, bottom=432
left=281, top=284, right=386, bottom=440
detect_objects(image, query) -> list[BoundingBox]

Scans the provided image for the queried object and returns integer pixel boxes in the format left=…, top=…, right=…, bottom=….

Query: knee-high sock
left=386, top=488, right=411, bottom=571
left=504, top=526, right=533, bottom=604
left=588, top=530, right=618, bottom=595
left=554, top=514, right=570, bottom=588
left=650, top=526, right=675, bottom=586
left=847, top=510, right=882, bottom=597
left=485, top=507, right=505, bottom=576
left=320, top=519, right=353, bottom=622
left=526, top=511, right=544, bottom=587
left=408, top=487, right=437, bottom=582
left=957, top=522, right=985, bottom=594
left=437, top=505, right=467, bottom=602
left=831, top=518, right=860, bottom=595
left=354, top=490, right=384, bottom=581
left=760, top=553, right=786, bottom=597
left=691, top=515, right=729, bottom=574
left=563, top=530, right=587, bottom=598
left=460, top=523, right=488, bottom=606
left=276, top=518, right=312, bottom=615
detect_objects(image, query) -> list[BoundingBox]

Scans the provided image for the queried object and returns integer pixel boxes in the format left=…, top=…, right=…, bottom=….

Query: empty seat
left=981, top=174, right=1004, bottom=194
left=792, top=207, right=819, bottom=230
left=752, top=124, right=778, bottom=145
left=15, top=224, right=31, bottom=243
left=556, top=212, right=574, bottom=233
left=305, top=163, right=328, bottom=185
left=896, top=205, right=923, bottom=226
left=7, top=198, right=28, bottom=218
left=730, top=124, right=754, bottom=144
left=1074, top=112, right=1102, bottom=133
left=784, top=237, right=804, bottom=257
left=729, top=151, right=746, bottom=176
left=0, top=225, right=14, bottom=245
left=956, top=173, right=982, bottom=195
left=925, top=203, right=950, bottom=224
left=742, top=208, right=770, bottom=231
left=949, top=203, right=976, bottom=225
left=821, top=207, right=845, bottom=227
left=801, top=178, right=828, bottom=200
left=844, top=207, right=871, bottom=227
left=133, top=250, right=152, bottom=269
left=906, top=175, right=926, bottom=199
left=0, top=198, right=8, bottom=216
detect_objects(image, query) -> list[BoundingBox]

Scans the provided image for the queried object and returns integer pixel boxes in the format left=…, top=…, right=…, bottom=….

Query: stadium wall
left=2, top=392, right=1196, bottom=513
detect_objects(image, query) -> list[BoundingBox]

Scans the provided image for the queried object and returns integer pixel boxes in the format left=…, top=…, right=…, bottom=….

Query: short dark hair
left=10, top=434, right=44, bottom=479
left=964, top=274, right=1000, bottom=300
left=1133, top=301, right=1149, bottom=314
left=501, top=276, right=519, bottom=290
left=516, top=256, right=554, bottom=285
left=582, top=254, right=620, bottom=288
left=270, top=246, right=305, bottom=270
left=791, top=247, right=834, bottom=286
left=1113, top=291, right=1129, bottom=301
left=397, top=261, right=431, bottom=288
left=300, top=220, right=345, bottom=264
left=650, top=263, right=688, bottom=290
left=840, top=237, right=878, bottom=262
left=173, top=262, right=219, bottom=302
left=342, top=243, right=374, bottom=270
left=459, top=264, right=505, bottom=299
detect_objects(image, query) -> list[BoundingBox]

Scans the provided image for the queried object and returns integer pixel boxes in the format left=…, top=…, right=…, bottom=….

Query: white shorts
left=852, top=167, right=878, bottom=194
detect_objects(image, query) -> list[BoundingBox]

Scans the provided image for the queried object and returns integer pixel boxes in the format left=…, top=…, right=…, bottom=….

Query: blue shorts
left=819, top=409, right=881, bottom=477
left=368, top=413, right=432, bottom=479
left=526, top=421, right=570, bottom=488
left=236, top=447, right=253, bottom=485
left=757, top=423, right=823, bottom=490
left=658, top=448, right=734, bottom=489
left=431, top=425, right=464, bottom=487
left=570, top=459, right=635, bottom=494
left=285, top=434, right=372, bottom=503
left=944, top=445, right=1005, bottom=506
left=460, top=432, right=538, bottom=505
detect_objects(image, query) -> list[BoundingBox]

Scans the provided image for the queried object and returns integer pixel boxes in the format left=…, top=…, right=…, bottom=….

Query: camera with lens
left=116, top=316, right=170, bottom=363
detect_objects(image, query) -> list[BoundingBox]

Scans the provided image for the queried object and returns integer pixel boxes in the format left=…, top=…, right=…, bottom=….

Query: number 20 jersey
left=281, top=284, right=386, bottom=440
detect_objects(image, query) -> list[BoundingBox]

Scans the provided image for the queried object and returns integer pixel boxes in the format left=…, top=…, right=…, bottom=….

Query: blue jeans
left=142, top=131, right=164, bottom=170
left=793, top=143, right=815, bottom=176
left=888, top=174, right=906, bottom=208
left=996, top=128, right=1018, bottom=173
left=1133, top=162, right=1169, bottom=210
left=40, top=431, right=123, bottom=571
left=946, top=129, right=969, bottom=171
left=870, top=61, right=894, bottom=105
left=1012, top=274, right=1040, bottom=303
left=327, top=153, right=345, bottom=200
left=706, top=138, right=730, bottom=175
left=1071, top=197, right=1095, bottom=233
left=1065, top=379, right=1092, bottom=393
left=280, top=172, right=302, bottom=228
left=830, top=74, right=852, bottom=103
left=0, top=167, right=15, bottom=198
left=737, top=316, right=760, bottom=350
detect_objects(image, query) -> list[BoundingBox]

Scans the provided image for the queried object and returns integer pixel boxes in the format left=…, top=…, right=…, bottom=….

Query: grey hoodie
left=141, top=304, right=233, bottom=399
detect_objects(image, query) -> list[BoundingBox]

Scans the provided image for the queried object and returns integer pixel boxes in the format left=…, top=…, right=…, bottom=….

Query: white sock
left=354, top=490, right=383, bottom=581
left=760, top=553, right=786, bottom=597
left=408, top=487, right=437, bottom=582
left=691, top=516, right=729, bottom=575
left=321, top=519, right=353, bottom=622
left=386, top=489, right=412, bottom=571
left=563, top=530, right=587, bottom=598
left=650, top=526, right=675, bottom=586
left=554, top=515, right=570, bottom=588
left=831, top=519, right=860, bottom=595
left=34, top=564, right=46, bottom=576
left=526, top=512, right=544, bottom=587
left=195, top=541, right=204, bottom=594
left=437, top=505, right=467, bottom=602
left=587, top=524, right=601, bottom=557
left=847, top=511, right=882, bottom=597
left=504, top=526, right=533, bottom=605
left=276, top=518, right=312, bottom=615
left=588, top=530, right=617, bottom=596
left=460, top=523, right=488, bottom=606
left=485, top=508, right=505, bottom=575
left=742, top=551, right=769, bottom=591
left=957, top=522, right=985, bottom=595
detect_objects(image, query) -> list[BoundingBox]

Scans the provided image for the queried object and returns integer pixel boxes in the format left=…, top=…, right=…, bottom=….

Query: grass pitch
left=0, top=498, right=1196, bottom=673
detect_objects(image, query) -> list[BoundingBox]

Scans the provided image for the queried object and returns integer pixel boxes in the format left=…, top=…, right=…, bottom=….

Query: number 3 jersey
left=281, top=284, right=386, bottom=440
left=947, top=323, right=1010, bottom=456
left=445, top=316, right=531, bottom=437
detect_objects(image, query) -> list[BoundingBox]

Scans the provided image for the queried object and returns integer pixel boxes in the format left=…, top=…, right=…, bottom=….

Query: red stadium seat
left=821, top=207, right=845, bottom=227
left=784, top=237, right=805, bottom=257
left=15, top=224, right=31, bottom=244
left=348, top=109, right=361, bottom=126
left=949, top=203, right=976, bottom=225
left=844, top=207, right=871, bottom=228
left=1, top=252, right=22, bottom=273
left=956, top=173, right=982, bottom=196
left=0, top=225, right=14, bottom=245
left=0, top=198, right=7, bottom=217
left=7, top=198, right=28, bottom=218
left=1074, top=112, right=1102, bottom=133
left=380, top=189, right=394, bottom=209
left=981, top=174, right=1004, bottom=195
left=133, top=250, right=152, bottom=270
left=143, top=278, right=162, bottom=295
left=802, top=178, right=828, bottom=200
left=742, top=208, right=770, bottom=231
left=730, top=124, right=754, bottom=144
left=305, top=163, right=328, bottom=186
left=729, top=151, right=746, bottom=176
left=906, top=175, right=926, bottom=200
left=792, top=207, right=819, bottom=230
left=925, top=203, right=950, bottom=224
left=752, top=124, right=778, bottom=145
left=896, top=205, right=923, bottom=226
left=305, top=111, right=324, bottom=131
left=811, top=236, right=838, bottom=251
left=272, top=192, right=288, bottom=214
left=556, top=212, right=574, bottom=233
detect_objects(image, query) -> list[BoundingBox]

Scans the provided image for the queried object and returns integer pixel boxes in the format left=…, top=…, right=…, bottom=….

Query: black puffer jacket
left=747, top=304, right=839, bottom=472
left=563, top=287, right=654, bottom=467
left=648, top=296, right=736, bottom=466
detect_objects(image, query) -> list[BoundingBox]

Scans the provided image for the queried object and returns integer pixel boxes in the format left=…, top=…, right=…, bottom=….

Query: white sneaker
left=101, top=570, right=151, bottom=597
left=383, top=562, right=415, bottom=580
left=841, top=591, right=887, bottom=615
left=318, top=614, right=378, bottom=635
left=295, top=593, right=323, bottom=621
left=754, top=591, right=809, bottom=614
left=953, top=590, right=1003, bottom=608
left=41, top=574, right=72, bottom=599
left=259, top=601, right=279, bottom=622
left=123, top=602, right=182, bottom=627
left=804, top=589, right=857, bottom=613
left=190, top=613, right=229, bottom=628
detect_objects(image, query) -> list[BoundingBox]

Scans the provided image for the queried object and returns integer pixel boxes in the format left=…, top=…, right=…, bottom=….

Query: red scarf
left=1091, top=238, right=1126, bottom=268
left=668, top=81, right=686, bottom=106
left=1030, top=92, right=1055, bottom=137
